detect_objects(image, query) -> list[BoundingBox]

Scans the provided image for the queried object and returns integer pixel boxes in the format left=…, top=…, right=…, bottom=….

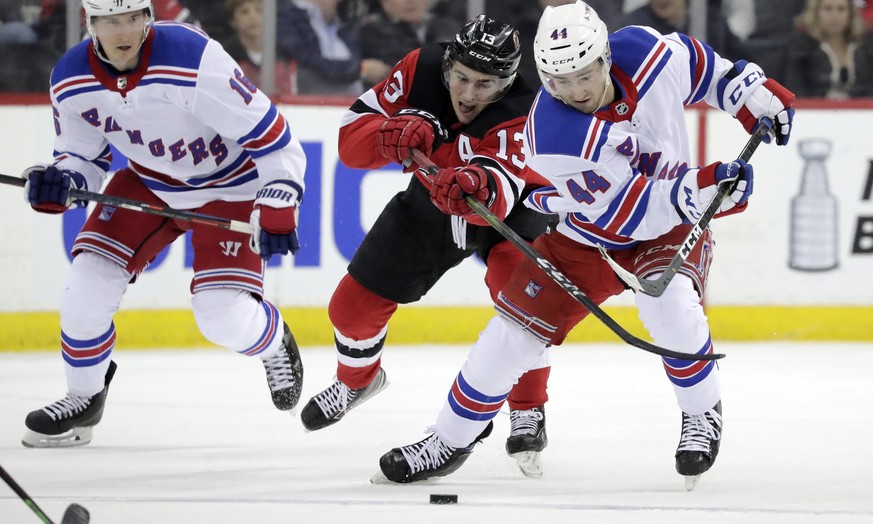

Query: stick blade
left=61, top=503, right=90, bottom=524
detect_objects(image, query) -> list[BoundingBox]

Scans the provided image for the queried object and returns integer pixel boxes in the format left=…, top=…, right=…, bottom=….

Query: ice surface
left=1, top=342, right=871, bottom=523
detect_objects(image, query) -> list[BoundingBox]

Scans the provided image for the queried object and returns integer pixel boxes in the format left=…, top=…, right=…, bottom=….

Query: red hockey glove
left=429, top=164, right=495, bottom=217
left=737, top=78, right=795, bottom=146
left=376, top=108, right=447, bottom=165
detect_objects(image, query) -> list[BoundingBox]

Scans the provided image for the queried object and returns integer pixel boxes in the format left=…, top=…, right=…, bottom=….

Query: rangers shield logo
left=524, top=279, right=542, bottom=298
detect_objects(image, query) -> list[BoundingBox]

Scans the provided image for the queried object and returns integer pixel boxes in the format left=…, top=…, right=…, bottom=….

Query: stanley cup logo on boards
left=789, top=139, right=839, bottom=271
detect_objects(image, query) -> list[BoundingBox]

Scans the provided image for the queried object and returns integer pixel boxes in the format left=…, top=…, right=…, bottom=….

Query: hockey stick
left=0, top=173, right=254, bottom=234
left=406, top=149, right=722, bottom=361
left=597, top=119, right=773, bottom=297
left=0, top=464, right=90, bottom=524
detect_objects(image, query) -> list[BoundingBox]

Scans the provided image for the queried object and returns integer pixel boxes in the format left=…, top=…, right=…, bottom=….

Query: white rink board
left=0, top=104, right=870, bottom=312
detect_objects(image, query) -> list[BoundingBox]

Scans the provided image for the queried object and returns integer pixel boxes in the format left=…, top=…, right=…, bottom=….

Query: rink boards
left=0, top=100, right=870, bottom=349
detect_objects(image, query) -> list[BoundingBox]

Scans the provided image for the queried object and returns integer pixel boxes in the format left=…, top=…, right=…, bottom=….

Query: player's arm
left=428, top=118, right=527, bottom=225
left=337, top=49, right=447, bottom=169
left=22, top=93, right=112, bottom=214
left=665, top=31, right=795, bottom=146
left=525, top=145, right=693, bottom=241
left=191, top=40, right=306, bottom=258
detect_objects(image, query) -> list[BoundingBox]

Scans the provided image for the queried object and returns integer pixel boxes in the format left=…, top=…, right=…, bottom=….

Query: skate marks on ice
left=1, top=343, right=873, bottom=523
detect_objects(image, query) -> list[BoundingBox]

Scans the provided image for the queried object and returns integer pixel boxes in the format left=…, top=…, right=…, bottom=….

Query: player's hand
left=675, top=160, right=754, bottom=221
left=22, top=164, right=87, bottom=214
left=429, top=164, right=494, bottom=216
left=737, top=78, right=795, bottom=146
left=377, top=108, right=447, bottom=165
left=250, top=182, right=301, bottom=260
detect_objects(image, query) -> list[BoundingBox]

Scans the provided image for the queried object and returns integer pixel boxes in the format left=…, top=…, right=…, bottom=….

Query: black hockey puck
left=429, top=494, right=458, bottom=504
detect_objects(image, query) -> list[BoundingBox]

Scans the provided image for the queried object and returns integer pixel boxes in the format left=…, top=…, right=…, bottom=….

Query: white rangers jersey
left=523, top=25, right=767, bottom=250
left=49, top=22, right=306, bottom=210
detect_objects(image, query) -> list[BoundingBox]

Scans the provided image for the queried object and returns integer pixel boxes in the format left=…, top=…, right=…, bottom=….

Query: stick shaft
left=0, top=465, right=55, bottom=524
left=407, top=149, right=722, bottom=361
left=0, top=173, right=254, bottom=234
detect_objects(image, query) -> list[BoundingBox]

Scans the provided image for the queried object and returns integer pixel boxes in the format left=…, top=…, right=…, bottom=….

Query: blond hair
left=800, top=0, right=867, bottom=42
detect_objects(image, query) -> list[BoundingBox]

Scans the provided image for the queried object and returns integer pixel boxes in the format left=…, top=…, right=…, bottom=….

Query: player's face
left=547, top=60, right=611, bottom=114
left=92, top=10, right=148, bottom=71
left=446, top=62, right=504, bottom=124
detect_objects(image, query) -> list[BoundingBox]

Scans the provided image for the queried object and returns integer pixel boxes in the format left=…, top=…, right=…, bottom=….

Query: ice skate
left=300, top=368, right=389, bottom=431
left=675, top=401, right=722, bottom=490
left=375, top=421, right=493, bottom=484
left=505, top=406, right=548, bottom=478
left=22, top=361, right=117, bottom=448
left=261, top=323, right=304, bottom=413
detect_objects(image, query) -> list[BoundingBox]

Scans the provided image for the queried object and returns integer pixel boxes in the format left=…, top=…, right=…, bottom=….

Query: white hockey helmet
left=533, top=1, right=611, bottom=96
left=83, top=0, right=154, bottom=53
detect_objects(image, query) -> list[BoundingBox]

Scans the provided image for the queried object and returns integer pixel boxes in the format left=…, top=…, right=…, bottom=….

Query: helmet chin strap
left=593, top=62, right=611, bottom=110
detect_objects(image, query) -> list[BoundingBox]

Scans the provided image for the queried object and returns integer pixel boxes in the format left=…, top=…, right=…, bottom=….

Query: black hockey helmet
left=442, top=15, right=521, bottom=103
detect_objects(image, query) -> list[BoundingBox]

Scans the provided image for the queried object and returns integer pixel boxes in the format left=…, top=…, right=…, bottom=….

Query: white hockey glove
left=674, top=160, right=754, bottom=222
left=737, top=78, right=796, bottom=146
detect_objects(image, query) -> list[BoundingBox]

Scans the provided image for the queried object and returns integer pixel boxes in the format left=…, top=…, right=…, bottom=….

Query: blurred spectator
left=183, top=0, right=235, bottom=42
left=733, top=0, right=804, bottom=83
left=223, top=0, right=294, bottom=98
left=277, top=0, right=366, bottom=96
left=0, top=1, right=39, bottom=44
left=785, top=0, right=873, bottom=98
left=619, top=0, right=749, bottom=62
left=357, top=0, right=456, bottom=89
left=0, top=1, right=59, bottom=91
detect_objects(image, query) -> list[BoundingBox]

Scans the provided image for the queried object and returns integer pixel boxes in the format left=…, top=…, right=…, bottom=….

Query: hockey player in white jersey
left=19, top=0, right=307, bottom=448
left=377, top=1, right=794, bottom=488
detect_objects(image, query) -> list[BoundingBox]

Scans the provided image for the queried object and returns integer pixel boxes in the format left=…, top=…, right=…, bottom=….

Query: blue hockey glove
left=250, top=181, right=301, bottom=260
left=22, top=164, right=87, bottom=214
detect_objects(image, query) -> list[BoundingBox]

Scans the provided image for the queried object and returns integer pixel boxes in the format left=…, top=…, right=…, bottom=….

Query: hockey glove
left=429, top=164, right=496, bottom=217
left=250, top=182, right=301, bottom=260
left=377, top=108, right=447, bottom=166
left=737, top=78, right=795, bottom=146
left=674, top=160, right=754, bottom=222
left=22, top=164, right=87, bottom=214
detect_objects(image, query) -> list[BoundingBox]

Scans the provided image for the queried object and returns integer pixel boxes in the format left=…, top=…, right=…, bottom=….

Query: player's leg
left=189, top=199, right=303, bottom=413
left=482, top=239, right=551, bottom=476
left=302, top=184, right=472, bottom=431
left=23, top=169, right=181, bottom=447
left=378, top=233, right=622, bottom=482
left=633, top=227, right=721, bottom=489
left=299, top=274, right=395, bottom=431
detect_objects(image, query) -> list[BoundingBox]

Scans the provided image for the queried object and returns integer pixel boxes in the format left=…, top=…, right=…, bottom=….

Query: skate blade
left=369, top=471, right=393, bottom=485
left=510, top=451, right=543, bottom=478
left=21, top=427, right=93, bottom=448
left=684, top=475, right=701, bottom=491
left=369, top=470, right=440, bottom=485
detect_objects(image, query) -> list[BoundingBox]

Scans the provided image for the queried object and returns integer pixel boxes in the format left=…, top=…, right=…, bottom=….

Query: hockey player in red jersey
left=19, top=0, right=306, bottom=448
left=376, top=1, right=795, bottom=488
left=299, top=15, right=554, bottom=477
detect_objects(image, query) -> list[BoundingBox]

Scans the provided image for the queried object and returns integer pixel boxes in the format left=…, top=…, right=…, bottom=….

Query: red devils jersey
left=338, top=43, right=546, bottom=224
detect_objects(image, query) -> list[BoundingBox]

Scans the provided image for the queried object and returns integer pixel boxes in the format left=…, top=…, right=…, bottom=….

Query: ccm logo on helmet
left=469, top=51, right=494, bottom=62
left=553, top=58, right=575, bottom=65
